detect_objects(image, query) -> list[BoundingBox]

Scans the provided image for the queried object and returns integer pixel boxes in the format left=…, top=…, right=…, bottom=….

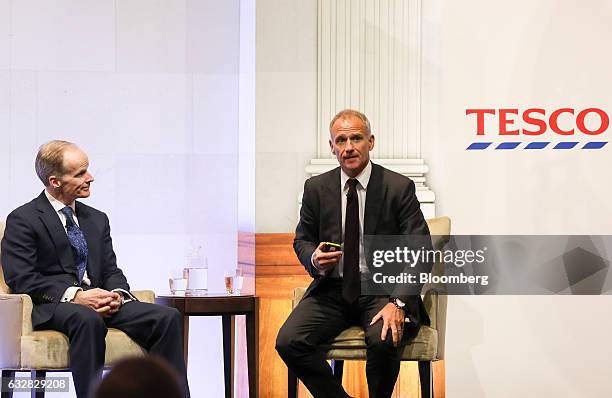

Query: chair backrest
left=427, top=216, right=451, bottom=251
left=423, top=216, right=451, bottom=360
left=0, top=221, right=10, bottom=294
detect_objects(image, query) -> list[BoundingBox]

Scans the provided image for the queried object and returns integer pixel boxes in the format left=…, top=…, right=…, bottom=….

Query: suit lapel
left=321, top=168, right=343, bottom=244
left=364, top=163, right=383, bottom=235
left=76, top=202, right=99, bottom=285
left=35, top=192, right=77, bottom=276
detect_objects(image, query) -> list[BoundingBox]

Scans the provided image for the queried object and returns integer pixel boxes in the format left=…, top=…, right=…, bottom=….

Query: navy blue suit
left=1, top=192, right=189, bottom=398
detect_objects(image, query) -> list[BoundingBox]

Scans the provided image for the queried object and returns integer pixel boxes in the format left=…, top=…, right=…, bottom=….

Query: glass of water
left=169, top=267, right=188, bottom=295
left=185, top=252, right=208, bottom=296
left=234, top=269, right=244, bottom=295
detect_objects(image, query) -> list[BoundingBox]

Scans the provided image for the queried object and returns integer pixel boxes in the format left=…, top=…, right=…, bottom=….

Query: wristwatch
left=390, top=297, right=405, bottom=309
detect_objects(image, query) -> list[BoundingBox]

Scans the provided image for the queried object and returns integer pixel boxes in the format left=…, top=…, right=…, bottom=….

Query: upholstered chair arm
left=0, top=293, right=34, bottom=336
left=422, top=287, right=447, bottom=360
left=0, top=294, right=33, bottom=368
left=131, top=290, right=156, bottom=303
left=292, top=287, right=307, bottom=309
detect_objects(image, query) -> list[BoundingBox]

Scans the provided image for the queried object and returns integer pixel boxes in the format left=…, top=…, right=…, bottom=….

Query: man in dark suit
left=276, top=109, right=431, bottom=398
left=1, top=141, right=190, bottom=398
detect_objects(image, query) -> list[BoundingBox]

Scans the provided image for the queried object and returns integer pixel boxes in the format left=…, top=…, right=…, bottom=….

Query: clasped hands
left=73, top=288, right=122, bottom=317
left=314, top=243, right=406, bottom=347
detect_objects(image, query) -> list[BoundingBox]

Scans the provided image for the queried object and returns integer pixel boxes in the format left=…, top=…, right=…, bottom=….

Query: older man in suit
left=1, top=141, right=190, bottom=398
left=276, top=109, right=431, bottom=398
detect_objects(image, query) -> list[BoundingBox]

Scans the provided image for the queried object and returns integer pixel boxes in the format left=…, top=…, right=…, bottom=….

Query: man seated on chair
left=276, top=109, right=432, bottom=398
left=0, top=140, right=190, bottom=398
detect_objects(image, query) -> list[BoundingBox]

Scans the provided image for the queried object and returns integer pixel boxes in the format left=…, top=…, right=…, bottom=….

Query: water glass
left=169, top=267, right=188, bottom=295
left=234, top=269, right=244, bottom=295
left=224, top=270, right=234, bottom=295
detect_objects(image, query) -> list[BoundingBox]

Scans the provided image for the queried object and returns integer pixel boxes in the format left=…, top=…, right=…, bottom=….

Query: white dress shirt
left=313, top=161, right=372, bottom=279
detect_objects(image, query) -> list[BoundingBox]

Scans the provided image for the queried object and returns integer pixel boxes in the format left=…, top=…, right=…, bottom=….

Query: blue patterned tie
left=60, top=206, right=88, bottom=283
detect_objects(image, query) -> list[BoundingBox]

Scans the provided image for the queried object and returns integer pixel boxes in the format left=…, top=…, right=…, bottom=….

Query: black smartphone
left=321, top=242, right=342, bottom=252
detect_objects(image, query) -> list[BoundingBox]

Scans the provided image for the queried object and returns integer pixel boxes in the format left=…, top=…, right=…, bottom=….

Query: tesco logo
left=465, top=108, right=609, bottom=150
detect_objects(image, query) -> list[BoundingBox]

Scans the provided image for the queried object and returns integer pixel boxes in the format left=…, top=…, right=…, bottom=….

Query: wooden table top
left=156, top=294, right=258, bottom=315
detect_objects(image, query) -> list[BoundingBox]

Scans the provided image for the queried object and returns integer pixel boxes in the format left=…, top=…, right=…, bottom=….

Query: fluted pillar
left=307, top=0, right=435, bottom=218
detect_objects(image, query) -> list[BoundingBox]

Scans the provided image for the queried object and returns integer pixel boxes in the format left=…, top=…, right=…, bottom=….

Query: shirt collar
left=44, top=189, right=76, bottom=214
left=340, top=161, right=372, bottom=191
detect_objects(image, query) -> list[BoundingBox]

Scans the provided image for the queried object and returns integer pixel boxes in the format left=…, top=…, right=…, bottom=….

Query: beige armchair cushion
left=20, top=327, right=147, bottom=369
left=321, top=326, right=438, bottom=361
left=0, top=290, right=154, bottom=370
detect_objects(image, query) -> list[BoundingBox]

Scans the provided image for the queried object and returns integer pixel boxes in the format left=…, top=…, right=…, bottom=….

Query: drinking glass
left=234, top=269, right=244, bottom=295
left=184, top=246, right=208, bottom=296
left=169, top=267, right=188, bottom=295
left=224, top=270, right=234, bottom=295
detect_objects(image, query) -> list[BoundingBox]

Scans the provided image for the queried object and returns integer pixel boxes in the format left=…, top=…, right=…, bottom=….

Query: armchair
left=0, top=221, right=155, bottom=398
left=288, top=216, right=451, bottom=398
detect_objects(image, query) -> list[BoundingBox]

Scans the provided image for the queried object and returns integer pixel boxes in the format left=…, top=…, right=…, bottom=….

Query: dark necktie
left=343, top=178, right=360, bottom=303
left=60, top=207, right=88, bottom=283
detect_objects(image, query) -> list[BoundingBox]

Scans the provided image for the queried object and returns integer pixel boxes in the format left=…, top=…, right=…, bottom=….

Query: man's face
left=329, top=115, right=375, bottom=177
left=51, top=147, right=94, bottom=203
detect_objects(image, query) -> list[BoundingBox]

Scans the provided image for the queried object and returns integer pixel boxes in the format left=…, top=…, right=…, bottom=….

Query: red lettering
left=499, top=109, right=519, bottom=135
left=549, top=108, right=575, bottom=135
left=576, top=108, right=609, bottom=135
left=467, top=107, right=609, bottom=136
left=522, top=108, right=547, bottom=135
left=466, top=109, right=495, bottom=135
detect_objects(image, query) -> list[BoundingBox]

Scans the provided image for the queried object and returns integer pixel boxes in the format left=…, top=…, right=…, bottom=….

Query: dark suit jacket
left=1, top=191, right=130, bottom=327
left=294, top=162, right=432, bottom=326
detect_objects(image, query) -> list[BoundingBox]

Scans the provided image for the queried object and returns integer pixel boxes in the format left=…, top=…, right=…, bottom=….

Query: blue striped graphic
left=466, top=142, right=492, bottom=150
left=553, top=142, right=579, bottom=149
left=582, top=142, right=607, bottom=149
left=495, top=142, right=520, bottom=150
left=524, top=142, right=550, bottom=149
left=467, top=141, right=607, bottom=150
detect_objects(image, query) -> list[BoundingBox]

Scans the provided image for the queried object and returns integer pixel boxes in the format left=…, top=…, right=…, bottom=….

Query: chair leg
left=287, top=368, right=298, bottom=398
left=418, top=361, right=433, bottom=398
left=330, top=359, right=344, bottom=384
left=1, top=370, right=16, bottom=398
left=30, top=370, right=45, bottom=398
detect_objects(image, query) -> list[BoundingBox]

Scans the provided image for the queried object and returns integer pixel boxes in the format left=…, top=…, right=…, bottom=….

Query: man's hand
left=106, top=292, right=122, bottom=316
left=73, top=288, right=122, bottom=317
left=370, top=303, right=406, bottom=347
left=313, top=242, right=343, bottom=271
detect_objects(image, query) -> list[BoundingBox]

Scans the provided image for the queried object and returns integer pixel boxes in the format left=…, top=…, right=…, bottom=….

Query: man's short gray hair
left=329, top=109, right=372, bottom=136
left=35, top=140, right=77, bottom=187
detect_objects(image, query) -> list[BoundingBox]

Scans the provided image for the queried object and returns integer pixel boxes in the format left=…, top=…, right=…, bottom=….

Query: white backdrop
left=256, top=0, right=612, bottom=396
left=0, top=1, right=253, bottom=397
left=421, top=1, right=612, bottom=396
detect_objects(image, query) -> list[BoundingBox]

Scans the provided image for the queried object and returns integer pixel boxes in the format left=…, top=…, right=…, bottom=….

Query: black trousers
left=275, top=279, right=419, bottom=398
left=37, top=301, right=190, bottom=398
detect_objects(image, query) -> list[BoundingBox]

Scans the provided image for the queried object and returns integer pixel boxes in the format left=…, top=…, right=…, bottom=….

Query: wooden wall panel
left=255, top=232, right=445, bottom=398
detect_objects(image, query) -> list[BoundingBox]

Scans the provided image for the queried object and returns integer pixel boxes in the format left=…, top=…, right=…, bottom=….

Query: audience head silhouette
left=93, top=356, right=182, bottom=398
